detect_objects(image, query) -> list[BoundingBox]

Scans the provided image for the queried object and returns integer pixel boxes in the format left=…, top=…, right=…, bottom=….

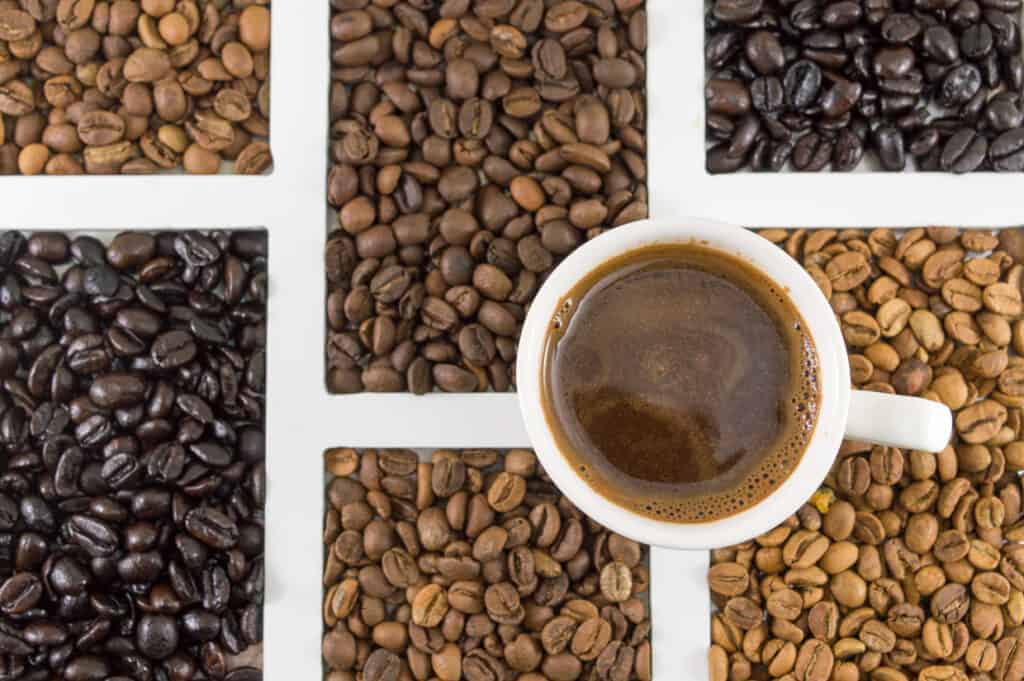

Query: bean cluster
left=706, top=0, right=1024, bottom=172
left=327, top=0, right=647, bottom=394
left=0, top=230, right=267, bottom=680
left=323, top=448, right=651, bottom=681
left=710, top=227, right=1024, bottom=681
left=0, top=0, right=271, bottom=175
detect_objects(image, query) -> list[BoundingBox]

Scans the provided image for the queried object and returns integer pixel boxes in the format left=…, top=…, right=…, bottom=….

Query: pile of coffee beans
left=327, top=0, right=648, bottom=394
left=0, top=1, right=271, bottom=175
left=705, top=2, right=1024, bottom=173
left=322, top=447, right=651, bottom=681
left=709, top=226, right=1024, bottom=681
left=0, top=230, right=266, bottom=679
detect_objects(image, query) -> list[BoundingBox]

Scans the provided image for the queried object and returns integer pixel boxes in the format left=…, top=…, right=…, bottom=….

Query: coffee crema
left=541, top=242, right=821, bottom=523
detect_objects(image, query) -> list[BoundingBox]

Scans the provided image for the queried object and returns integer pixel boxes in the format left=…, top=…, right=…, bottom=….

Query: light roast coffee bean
left=543, top=243, right=820, bottom=523
left=709, top=226, right=1024, bottom=681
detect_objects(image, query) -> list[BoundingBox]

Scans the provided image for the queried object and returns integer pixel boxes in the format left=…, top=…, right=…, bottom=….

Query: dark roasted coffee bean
left=941, top=64, right=983, bottom=107
left=832, top=128, right=864, bottom=171
left=991, top=128, right=1024, bottom=171
left=784, top=60, right=822, bottom=110
left=714, top=0, right=764, bottom=23
left=751, top=77, right=784, bottom=114
left=874, top=126, right=906, bottom=170
left=0, top=230, right=267, bottom=675
left=704, top=0, right=1024, bottom=173
left=940, top=128, right=988, bottom=173
left=792, top=132, right=833, bottom=171
left=185, top=507, right=239, bottom=550
left=746, top=31, right=785, bottom=75
left=923, top=26, right=960, bottom=63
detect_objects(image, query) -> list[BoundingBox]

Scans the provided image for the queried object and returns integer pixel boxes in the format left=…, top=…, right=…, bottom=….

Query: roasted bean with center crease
left=710, top=226, right=1024, bottom=681
left=325, top=449, right=651, bottom=681
left=0, top=229, right=267, bottom=678
left=327, top=0, right=648, bottom=393
left=704, top=1, right=1024, bottom=172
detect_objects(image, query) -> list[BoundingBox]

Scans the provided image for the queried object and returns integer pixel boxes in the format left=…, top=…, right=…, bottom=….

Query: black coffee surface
left=542, top=243, right=820, bottom=523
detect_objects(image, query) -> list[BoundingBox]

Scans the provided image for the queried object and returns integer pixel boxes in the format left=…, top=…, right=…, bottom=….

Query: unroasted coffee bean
left=0, top=229, right=267, bottom=678
left=328, top=0, right=648, bottom=392
left=325, top=450, right=650, bottom=680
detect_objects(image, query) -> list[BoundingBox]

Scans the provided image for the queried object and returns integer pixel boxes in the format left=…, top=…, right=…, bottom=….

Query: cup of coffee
left=516, top=218, right=953, bottom=550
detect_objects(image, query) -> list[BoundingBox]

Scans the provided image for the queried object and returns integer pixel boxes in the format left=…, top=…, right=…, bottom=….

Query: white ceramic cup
left=517, top=218, right=953, bottom=550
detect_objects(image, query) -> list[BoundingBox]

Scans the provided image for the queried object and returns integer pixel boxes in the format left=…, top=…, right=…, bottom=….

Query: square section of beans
left=705, top=5, right=1024, bottom=173
left=0, top=230, right=267, bottom=679
left=707, top=227, right=1024, bottom=681
left=0, top=3, right=271, bottom=175
left=326, top=1, right=648, bottom=394
left=322, top=448, right=652, bottom=681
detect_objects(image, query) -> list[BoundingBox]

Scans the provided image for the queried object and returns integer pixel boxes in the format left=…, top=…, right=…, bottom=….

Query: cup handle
left=844, top=390, right=952, bottom=453
left=650, top=547, right=709, bottom=681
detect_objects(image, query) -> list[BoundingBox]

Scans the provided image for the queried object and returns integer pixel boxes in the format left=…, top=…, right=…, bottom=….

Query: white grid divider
left=18, top=0, right=1015, bottom=677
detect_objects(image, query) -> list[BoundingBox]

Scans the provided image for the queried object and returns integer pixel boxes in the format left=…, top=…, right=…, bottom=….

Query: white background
left=4, top=0, right=1018, bottom=679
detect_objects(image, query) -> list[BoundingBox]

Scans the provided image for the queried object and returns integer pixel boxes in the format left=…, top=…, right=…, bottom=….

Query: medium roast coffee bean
left=328, top=0, right=647, bottom=392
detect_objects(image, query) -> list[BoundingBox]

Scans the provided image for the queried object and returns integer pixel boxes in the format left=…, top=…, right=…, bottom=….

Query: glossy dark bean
left=705, top=0, right=1024, bottom=173
left=746, top=31, right=785, bottom=75
left=714, top=0, right=764, bottom=23
left=784, top=60, right=822, bottom=110
left=940, top=128, right=988, bottom=173
left=941, top=64, right=983, bottom=106
left=750, top=77, right=784, bottom=114
left=792, top=132, right=833, bottom=171
left=832, top=129, right=864, bottom=171
left=0, top=230, right=266, bottom=675
left=874, top=126, right=906, bottom=171
left=990, top=127, right=1024, bottom=171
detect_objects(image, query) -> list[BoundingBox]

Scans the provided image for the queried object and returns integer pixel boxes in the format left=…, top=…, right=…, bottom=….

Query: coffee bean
left=328, top=1, right=647, bottom=392
left=364, top=648, right=401, bottom=681
left=0, top=231, right=265, bottom=676
left=712, top=228, right=1024, bottom=681
left=991, top=128, right=1024, bottom=171
left=325, top=449, right=649, bottom=679
left=940, top=129, right=989, bottom=173
left=705, top=5, right=1024, bottom=172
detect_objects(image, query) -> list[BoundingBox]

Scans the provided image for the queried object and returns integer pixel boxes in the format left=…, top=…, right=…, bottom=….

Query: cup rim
left=516, top=218, right=851, bottom=550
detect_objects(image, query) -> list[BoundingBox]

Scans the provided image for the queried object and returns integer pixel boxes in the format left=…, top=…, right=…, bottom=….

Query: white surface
left=0, top=1, right=987, bottom=679
left=846, top=391, right=954, bottom=453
